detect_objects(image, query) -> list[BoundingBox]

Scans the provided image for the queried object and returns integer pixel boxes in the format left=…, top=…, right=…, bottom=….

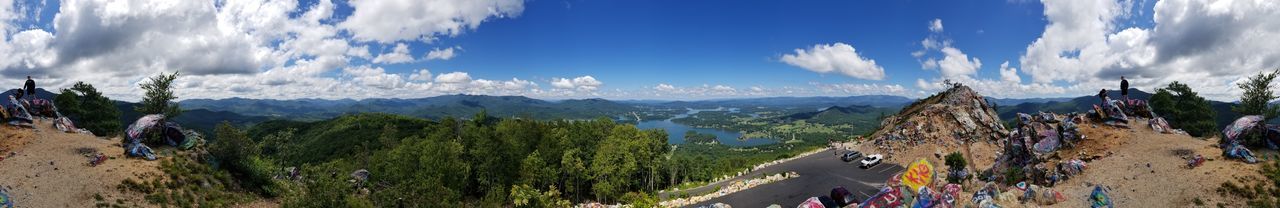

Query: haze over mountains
left=178, top=89, right=1247, bottom=127
left=15, top=87, right=1245, bottom=134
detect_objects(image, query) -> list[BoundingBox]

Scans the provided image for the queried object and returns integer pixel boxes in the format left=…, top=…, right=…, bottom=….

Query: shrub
left=944, top=152, right=967, bottom=184
left=1004, top=167, right=1024, bottom=185
left=209, top=122, right=279, bottom=196
left=1150, top=82, right=1217, bottom=137
left=53, top=82, right=122, bottom=137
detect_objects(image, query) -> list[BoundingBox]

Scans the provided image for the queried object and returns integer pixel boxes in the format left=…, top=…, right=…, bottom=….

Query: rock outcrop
left=868, top=84, right=1007, bottom=155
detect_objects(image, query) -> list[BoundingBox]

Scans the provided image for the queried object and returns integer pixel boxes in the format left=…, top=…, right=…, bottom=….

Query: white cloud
left=425, top=46, right=461, bottom=61
left=550, top=75, right=604, bottom=91
left=1018, top=0, right=1280, bottom=101
left=339, top=0, right=525, bottom=43
left=781, top=42, right=886, bottom=80
left=435, top=72, right=473, bottom=83
left=929, top=18, right=944, bottom=32
left=933, top=47, right=982, bottom=78
left=909, top=17, right=1070, bottom=99
left=654, top=83, right=676, bottom=92
left=372, top=43, right=415, bottom=64
left=711, top=85, right=736, bottom=93
left=347, top=45, right=372, bottom=59
left=42, top=0, right=268, bottom=77
left=645, top=83, right=755, bottom=98
left=812, top=82, right=920, bottom=97
left=409, top=69, right=432, bottom=81
left=999, top=61, right=1021, bottom=83
left=343, top=65, right=405, bottom=89
left=0, top=0, right=555, bottom=101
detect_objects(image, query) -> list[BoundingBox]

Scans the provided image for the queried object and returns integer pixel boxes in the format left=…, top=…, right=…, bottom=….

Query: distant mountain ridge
left=646, top=95, right=914, bottom=108
left=180, top=94, right=641, bottom=121
left=778, top=105, right=896, bottom=129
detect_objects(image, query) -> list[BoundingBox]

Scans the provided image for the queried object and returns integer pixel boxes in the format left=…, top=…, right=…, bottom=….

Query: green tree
left=1150, top=82, right=1218, bottom=137
left=52, top=81, right=122, bottom=136
left=944, top=152, right=968, bottom=184
left=284, top=163, right=375, bottom=207
left=1234, top=69, right=1280, bottom=119
left=377, top=124, right=399, bottom=148
left=518, top=150, right=556, bottom=188
left=136, top=71, right=182, bottom=118
left=510, top=184, right=571, bottom=208
left=591, top=125, right=647, bottom=202
left=209, top=122, right=279, bottom=196
left=560, top=148, right=588, bottom=201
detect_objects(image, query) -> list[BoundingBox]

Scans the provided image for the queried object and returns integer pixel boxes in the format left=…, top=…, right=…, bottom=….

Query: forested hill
left=180, top=94, right=640, bottom=121
left=780, top=105, right=896, bottom=126
left=227, top=112, right=678, bottom=206
left=115, top=101, right=271, bottom=135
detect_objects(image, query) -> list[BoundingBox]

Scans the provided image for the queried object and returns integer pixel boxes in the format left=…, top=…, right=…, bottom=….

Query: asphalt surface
left=684, top=150, right=905, bottom=207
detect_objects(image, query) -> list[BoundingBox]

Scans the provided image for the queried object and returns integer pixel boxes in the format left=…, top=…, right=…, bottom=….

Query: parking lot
left=687, top=150, right=905, bottom=207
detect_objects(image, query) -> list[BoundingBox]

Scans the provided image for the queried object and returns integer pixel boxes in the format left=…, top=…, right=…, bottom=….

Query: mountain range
left=6, top=87, right=1251, bottom=136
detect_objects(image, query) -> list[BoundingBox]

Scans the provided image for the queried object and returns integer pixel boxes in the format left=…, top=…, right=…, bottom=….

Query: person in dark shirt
left=1098, top=89, right=1108, bottom=102
left=1120, top=76, right=1129, bottom=102
left=23, top=76, right=35, bottom=101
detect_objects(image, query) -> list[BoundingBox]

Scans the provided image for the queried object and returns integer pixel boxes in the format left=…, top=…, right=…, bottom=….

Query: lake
left=635, top=107, right=777, bottom=147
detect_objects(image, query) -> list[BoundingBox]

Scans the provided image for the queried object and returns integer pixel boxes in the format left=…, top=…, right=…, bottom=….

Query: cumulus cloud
left=372, top=43, right=415, bottom=64
left=1015, top=0, right=1280, bottom=101
left=0, top=0, right=544, bottom=101
left=425, top=46, right=461, bottom=61
left=711, top=85, right=736, bottom=93
left=550, top=76, right=603, bottom=91
left=781, top=42, right=886, bottom=80
left=933, top=47, right=982, bottom=78
left=999, top=61, right=1021, bottom=83
left=654, top=83, right=676, bottom=92
left=409, top=69, right=432, bottom=81
left=339, top=0, right=525, bottom=43
left=435, top=72, right=473, bottom=83
left=34, top=0, right=268, bottom=78
left=929, top=18, right=944, bottom=32
left=908, top=18, right=1071, bottom=98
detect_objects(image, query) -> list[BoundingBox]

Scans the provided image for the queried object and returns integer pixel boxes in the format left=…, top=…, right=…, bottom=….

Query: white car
left=860, top=154, right=883, bottom=168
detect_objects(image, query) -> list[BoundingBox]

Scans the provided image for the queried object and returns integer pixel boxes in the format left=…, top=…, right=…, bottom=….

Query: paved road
left=682, top=150, right=905, bottom=207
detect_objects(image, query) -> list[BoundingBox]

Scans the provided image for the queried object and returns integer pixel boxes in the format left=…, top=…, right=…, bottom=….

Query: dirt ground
left=853, top=118, right=1270, bottom=207
left=0, top=119, right=162, bottom=207
left=1052, top=118, right=1267, bottom=207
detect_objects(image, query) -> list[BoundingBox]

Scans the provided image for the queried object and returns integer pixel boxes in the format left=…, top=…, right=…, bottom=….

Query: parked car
left=841, top=151, right=864, bottom=162
left=860, top=154, right=883, bottom=168
left=830, top=186, right=859, bottom=207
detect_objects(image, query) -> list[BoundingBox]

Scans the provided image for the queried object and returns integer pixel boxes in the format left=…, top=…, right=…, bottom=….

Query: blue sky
left=0, top=0, right=1272, bottom=101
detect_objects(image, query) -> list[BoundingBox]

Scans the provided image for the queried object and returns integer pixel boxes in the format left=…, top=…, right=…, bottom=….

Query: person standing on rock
left=24, top=76, right=35, bottom=101
left=1120, top=76, right=1129, bottom=102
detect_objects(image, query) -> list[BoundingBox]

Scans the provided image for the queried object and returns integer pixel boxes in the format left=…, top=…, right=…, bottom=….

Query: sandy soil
left=853, top=118, right=1270, bottom=207
left=1051, top=119, right=1266, bottom=207
left=0, top=119, right=162, bottom=207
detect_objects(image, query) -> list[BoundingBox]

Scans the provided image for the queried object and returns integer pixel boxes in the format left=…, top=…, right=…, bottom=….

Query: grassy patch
left=117, top=154, right=263, bottom=207
left=1217, top=160, right=1280, bottom=207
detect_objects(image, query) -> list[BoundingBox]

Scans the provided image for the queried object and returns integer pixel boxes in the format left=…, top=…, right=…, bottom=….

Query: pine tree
left=136, top=72, right=183, bottom=118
